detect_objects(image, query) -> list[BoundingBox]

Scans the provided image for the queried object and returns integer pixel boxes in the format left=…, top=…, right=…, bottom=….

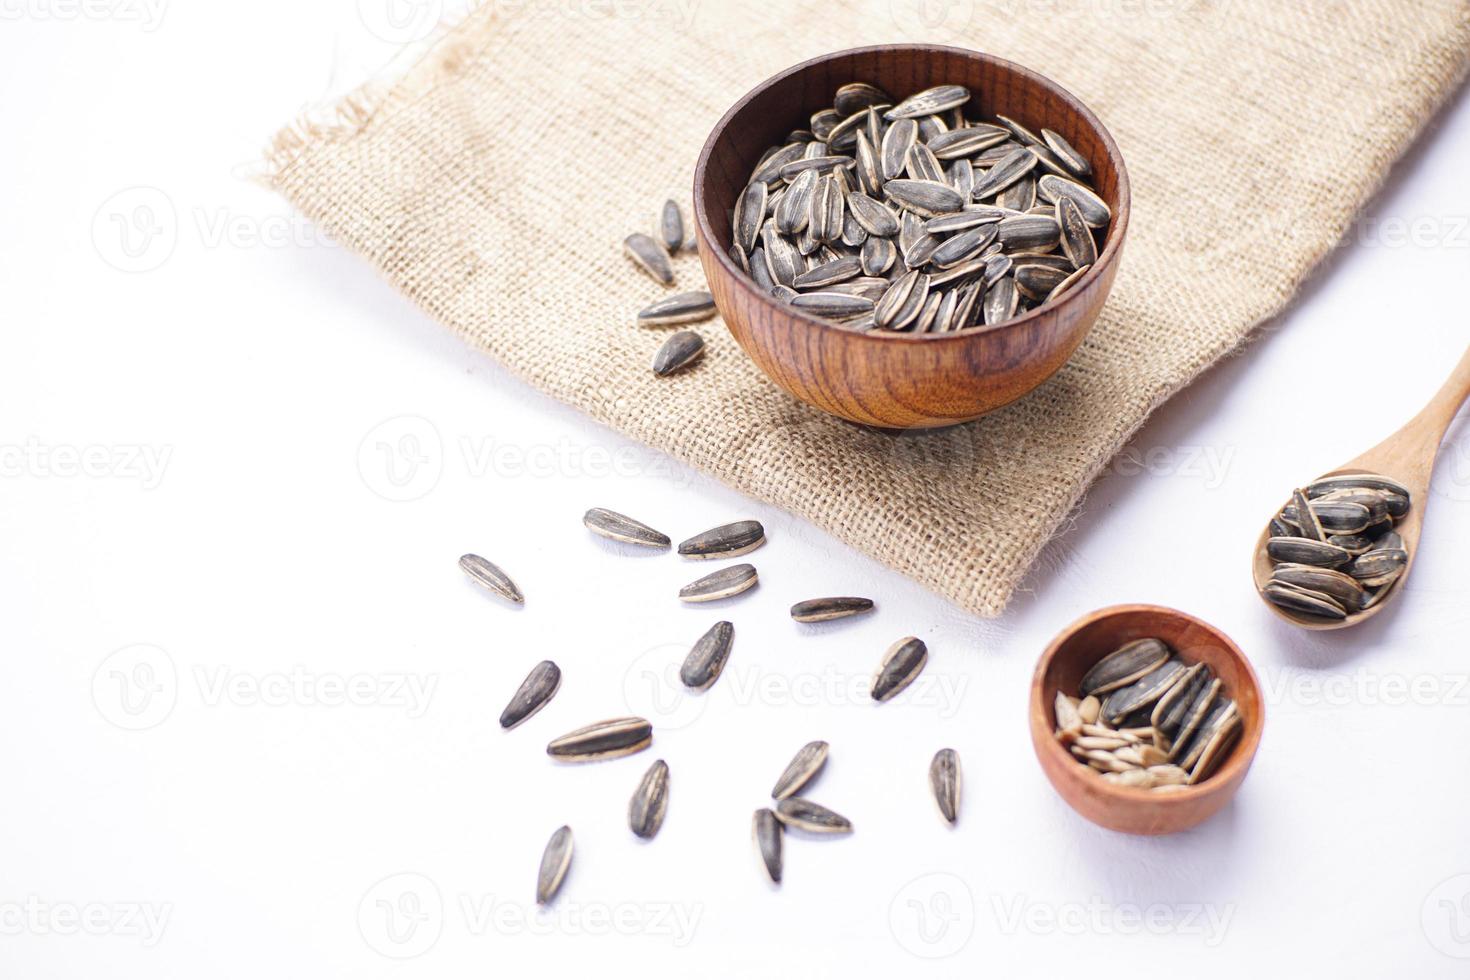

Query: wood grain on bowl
left=1029, top=605, right=1263, bottom=835
left=693, top=44, right=1130, bottom=428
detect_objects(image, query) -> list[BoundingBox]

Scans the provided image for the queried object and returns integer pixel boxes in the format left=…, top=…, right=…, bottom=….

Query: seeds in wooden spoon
left=624, top=233, right=672, bottom=285
left=871, top=637, right=928, bottom=702
left=789, top=596, right=874, bottom=623
left=536, top=826, right=573, bottom=904
left=652, top=330, right=705, bottom=376
left=628, top=759, right=670, bottom=840
left=499, top=660, right=561, bottom=729
left=637, top=291, right=715, bottom=327
left=771, top=740, right=829, bottom=800
left=929, top=748, right=960, bottom=824
left=459, top=554, right=524, bottom=604
left=547, top=717, right=652, bottom=762
left=680, top=620, right=735, bottom=690
left=752, top=808, right=783, bottom=883
left=774, top=797, right=853, bottom=834
left=678, top=520, right=765, bottom=559
left=678, top=563, right=758, bottom=603
left=583, top=508, right=670, bottom=548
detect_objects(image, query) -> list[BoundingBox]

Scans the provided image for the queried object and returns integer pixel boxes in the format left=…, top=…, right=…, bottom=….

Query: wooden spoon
left=1253, top=344, right=1470, bottom=630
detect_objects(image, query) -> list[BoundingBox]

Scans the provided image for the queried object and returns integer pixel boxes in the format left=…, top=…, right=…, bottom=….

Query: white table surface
left=3, top=5, right=1469, bottom=977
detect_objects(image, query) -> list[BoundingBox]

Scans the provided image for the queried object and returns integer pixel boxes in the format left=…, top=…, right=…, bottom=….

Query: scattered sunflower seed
left=790, top=596, right=875, bottom=622
left=459, top=553, right=524, bottom=604
left=652, top=330, right=705, bottom=376
left=637, top=291, right=716, bottom=327
left=678, top=520, right=766, bottom=559
left=929, top=748, right=960, bottom=824
left=659, top=200, right=684, bottom=253
left=681, top=620, right=735, bottom=690
left=774, top=797, right=853, bottom=834
left=546, top=717, right=652, bottom=762
left=871, top=637, right=928, bottom=703
left=536, top=826, right=573, bottom=904
left=772, top=740, right=829, bottom=800
left=678, top=563, right=758, bottom=603
left=583, top=507, right=671, bottom=548
left=628, top=759, right=670, bottom=840
left=624, top=233, right=673, bottom=285
left=499, top=660, right=561, bottom=729
left=753, top=808, right=783, bottom=883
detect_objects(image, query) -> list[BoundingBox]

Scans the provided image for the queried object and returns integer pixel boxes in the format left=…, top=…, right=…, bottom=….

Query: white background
left=3, top=3, right=1469, bottom=977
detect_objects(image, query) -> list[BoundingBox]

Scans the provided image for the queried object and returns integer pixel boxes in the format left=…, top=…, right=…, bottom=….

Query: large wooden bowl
left=1029, top=605, right=1264, bottom=835
left=693, top=44, right=1131, bottom=429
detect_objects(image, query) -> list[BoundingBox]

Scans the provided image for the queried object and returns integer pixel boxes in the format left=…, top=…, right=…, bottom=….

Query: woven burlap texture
left=269, top=0, right=1469, bottom=616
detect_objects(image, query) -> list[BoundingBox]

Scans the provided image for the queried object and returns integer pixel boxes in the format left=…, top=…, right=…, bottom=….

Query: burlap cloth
left=268, top=0, right=1469, bottom=616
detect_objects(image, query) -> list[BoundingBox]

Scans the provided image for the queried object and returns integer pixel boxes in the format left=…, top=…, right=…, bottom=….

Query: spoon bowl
left=1252, top=346, right=1470, bottom=629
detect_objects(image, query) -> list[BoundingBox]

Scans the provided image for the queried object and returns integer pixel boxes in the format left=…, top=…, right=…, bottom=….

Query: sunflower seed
left=972, top=147, right=1038, bottom=200
left=459, top=554, right=524, bottom=604
left=753, top=808, right=783, bottom=883
left=678, top=563, right=758, bottom=603
left=1049, top=263, right=1091, bottom=302
left=983, top=276, right=1018, bottom=325
left=1270, top=564, right=1368, bottom=611
left=1167, top=678, right=1221, bottom=759
left=947, top=158, right=975, bottom=199
left=659, top=200, right=684, bottom=253
left=1014, top=263, right=1068, bottom=301
left=1265, top=536, right=1350, bottom=567
left=834, top=82, right=889, bottom=116
left=652, top=330, right=705, bottom=376
left=931, top=224, right=998, bottom=269
left=628, top=759, right=670, bottom=839
left=997, top=214, right=1061, bottom=250
left=1040, top=128, right=1092, bottom=178
left=779, top=155, right=854, bottom=182
left=751, top=143, right=805, bottom=185
left=775, top=797, right=853, bottom=834
left=789, top=596, right=874, bottom=623
left=536, top=826, right=573, bottom=904
left=1055, top=692, right=1084, bottom=734
left=1306, top=473, right=1411, bottom=501
left=1079, top=638, right=1171, bottom=696
left=847, top=192, right=899, bottom=237
left=547, top=717, right=652, bottom=762
left=791, top=291, right=875, bottom=319
left=885, top=179, right=965, bottom=217
left=871, top=637, right=928, bottom=702
left=1150, top=662, right=1207, bottom=735
left=1100, top=660, right=1187, bottom=726
left=1056, top=195, right=1097, bottom=269
left=861, top=236, right=897, bottom=276
left=794, top=256, right=863, bottom=290
left=1263, top=581, right=1348, bottom=619
left=776, top=168, right=817, bottom=233
left=500, top=660, right=561, bottom=729
left=583, top=507, right=670, bottom=548
left=733, top=182, right=768, bottom=255
left=678, top=520, right=765, bottom=559
left=681, top=620, right=735, bottom=690
left=885, top=85, right=969, bottom=120
left=637, top=291, right=716, bottom=327
left=1349, top=548, right=1408, bottom=588
left=929, top=748, right=960, bottom=823
left=929, top=126, right=1011, bottom=159
left=772, top=740, right=829, bottom=799
left=624, top=233, right=673, bottom=285
left=1036, top=174, right=1111, bottom=227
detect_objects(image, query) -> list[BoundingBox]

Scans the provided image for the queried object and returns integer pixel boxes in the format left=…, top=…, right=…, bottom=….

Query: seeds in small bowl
left=1262, top=473, right=1412, bottom=620
left=728, top=82, right=1110, bottom=334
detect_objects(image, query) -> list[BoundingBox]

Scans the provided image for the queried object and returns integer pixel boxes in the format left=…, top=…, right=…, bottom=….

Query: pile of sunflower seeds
left=627, top=200, right=719, bottom=379
left=1262, top=473, right=1412, bottom=620
left=463, top=509, right=954, bottom=900
left=1053, top=638, right=1241, bottom=791
left=730, top=82, right=1110, bottom=333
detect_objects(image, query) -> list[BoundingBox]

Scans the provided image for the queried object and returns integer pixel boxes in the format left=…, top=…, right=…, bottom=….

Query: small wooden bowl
left=692, top=44, right=1131, bottom=429
left=1029, top=605, right=1264, bottom=835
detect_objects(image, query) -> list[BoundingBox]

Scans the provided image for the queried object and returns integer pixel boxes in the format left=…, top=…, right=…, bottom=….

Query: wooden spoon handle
left=1353, top=344, right=1470, bottom=485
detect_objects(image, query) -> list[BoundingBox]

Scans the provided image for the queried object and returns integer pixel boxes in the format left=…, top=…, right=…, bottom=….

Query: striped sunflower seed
left=995, top=113, right=1042, bottom=146
left=880, top=117, right=918, bottom=181
left=637, top=291, right=716, bottom=327
left=775, top=797, right=853, bottom=834
left=1014, top=263, right=1068, bottom=302
left=861, top=236, right=897, bottom=277
left=792, top=291, right=876, bottom=319
left=1079, top=638, right=1170, bottom=696
left=536, top=826, right=573, bottom=904
left=678, top=563, right=758, bottom=602
left=678, top=520, right=765, bottom=559
left=847, top=192, right=900, bottom=237
left=1036, top=174, right=1111, bottom=227
left=931, top=224, right=998, bottom=269
left=772, top=740, right=829, bottom=799
left=652, top=330, right=705, bottom=376
left=972, top=147, right=1038, bottom=200
left=790, top=596, right=875, bottom=623
left=776, top=169, right=817, bottom=234
left=681, top=620, right=735, bottom=690
left=1100, top=660, right=1187, bottom=726
left=1049, top=263, right=1091, bottom=302
left=733, top=182, right=768, bottom=255
left=628, top=759, right=670, bottom=840
left=929, top=748, right=960, bottom=824
left=459, top=553, right=524, bottom=604
left=885, top=84, right=970, bottom=119
left=499, top=660, right=561, bottom=729
left=1041, top=128, right=1091, bottom=178
left=983, top=276, right=1018, bottom=325
left=904, top=143, right=944, bottom=183
left=871, top=637, right=928, bottom=702
left=659, top=200, right=684, bottom=253
left=1056, top=195, right=1097, bottom=269
left=1265, top=536, right=1351, bottom=568
left=1264, top=581, right=1348, bottom=620
left=794, top=256, right=863, bottom=290
left=547, top=717, right=652, bottom=762
left=624, top=233, right=673, bottom=285
left=997, top=214, right=1061, bottom=250
left=884, top=179, right=965, bottom=217
left=583, top=507, right=670, bottom=548
left=835, top=82, right=889, bottom=116
left=928, top=126, right=1011, bottom=159
left=752, top=808, right=783, bottom=883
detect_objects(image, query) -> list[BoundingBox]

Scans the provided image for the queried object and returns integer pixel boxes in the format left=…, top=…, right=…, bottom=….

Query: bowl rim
left=692, top=42, right=1132, bottom=345
left=1028, top=603, right=1264, bottom=805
